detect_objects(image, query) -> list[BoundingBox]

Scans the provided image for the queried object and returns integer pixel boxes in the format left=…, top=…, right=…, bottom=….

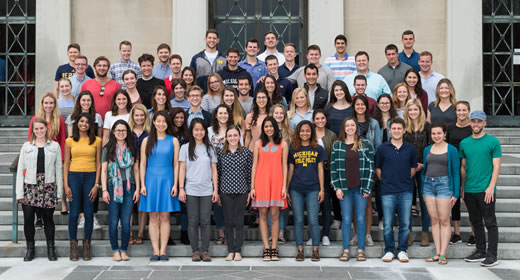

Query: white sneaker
left=365, top=234, right=374, bottom=246
left=379, top=220, right=384, bottom=231
left=397, top=251, right=409, bottom=263
left=93, top=216, right=102, bottom=230
left=322, top=236, right=330, bottom=246
left=306, top=238, right=312, bottom=246
left=349, top=234, right=358, bottom=246
left=78, top=216, right=85, bottom=229
left=330, top=220, right=341, bottom=230
left=382, top=252, right=394, bottom=262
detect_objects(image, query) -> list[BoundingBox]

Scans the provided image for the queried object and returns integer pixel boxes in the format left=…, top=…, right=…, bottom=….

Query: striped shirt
left=324, top=53, right=356, bottom=81
left=330, top=139, right=375, bottom=194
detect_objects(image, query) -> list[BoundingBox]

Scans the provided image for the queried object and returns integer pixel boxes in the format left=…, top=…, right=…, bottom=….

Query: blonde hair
left=434, top=78, right=456, bottom=107
left=404, top=99, right=426, bottom=133
left=392, top=83, right=410, bottom=109
left=288, top=88, right=311, bottom=118
left=221, top=86, right=245, bottom=127
left=207, top=73, right=224, bottom=97
left=58, top=78, right=74, bottom=99
left=30, top=117, right=50, bottom=144
left=128, top=104, right=151, bottom=133
left=36, top=92, right=61, bottom=139
left=269, top=104, right=292, bottom=143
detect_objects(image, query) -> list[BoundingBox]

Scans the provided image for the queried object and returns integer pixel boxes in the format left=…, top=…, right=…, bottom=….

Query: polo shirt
left=375, top=140, right=418, bottom=194
left=238, top=59, right=268, bottom=91
left=343, top=71, right=391, bottom=100
left=80, top=79, right=122, bottom=121
left=398, top=50, right=420, bottom=72
left=257, top=50, right=285, bottom=65
left=152, top=63, right=171, bottom=80
left=377, top=62, right=412, bottom=92
left=54, top=63, right=95, bottom=81
left=278, top=63, right=299, bottom=79
left=69, top=74, right=92, bottom=98
left=324, top=52, right=356, bottom=81
left=421, top=71, right=445, bottom=104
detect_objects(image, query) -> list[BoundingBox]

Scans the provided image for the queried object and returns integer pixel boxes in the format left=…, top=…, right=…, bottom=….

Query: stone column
left=308, top=0, right=344, bottom=64
left=172, top=0, right=208, bottom=62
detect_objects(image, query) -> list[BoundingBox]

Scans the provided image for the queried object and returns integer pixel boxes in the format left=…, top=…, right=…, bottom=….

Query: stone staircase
left=0, top=127, right=519, bottom=259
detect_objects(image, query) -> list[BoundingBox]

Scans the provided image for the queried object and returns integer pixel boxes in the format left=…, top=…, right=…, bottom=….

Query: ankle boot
left=180, top=230, right=190, bottom=245
left=69, top=240, right=79, bottom=261
left=82, top=239, right=92, bottom=261
left=420, top=231, right=430, bottom=247
left=47, top=240, right=57, bottom=261
left=24, top=241, right=35, bottom=261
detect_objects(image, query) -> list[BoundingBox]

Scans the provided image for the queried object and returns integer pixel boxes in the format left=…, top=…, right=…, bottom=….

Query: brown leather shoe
left=420, top=232, right=429, bottom=247
left=69, top=240, right=79, bottom=261
left=82, top=239, right=92, bottom=261
left=201, top=251, right=212, bottom=262
left=311, top=249, right=320, bottom=262
left=191, top=251, right=201, bottom=262
left=295, top=249, right=304, bottom=261
left=408, top=232, right=414, bottom=246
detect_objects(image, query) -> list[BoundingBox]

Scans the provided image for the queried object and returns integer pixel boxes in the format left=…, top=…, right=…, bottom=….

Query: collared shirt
left=398, top=50, right=420, bottom=72
left=343, top=71, right=391, bottom=100
left=288, top=64, right=335, bottom=91
left=324, top=52, right=356, bottom=81
left=278, top=63, right=299, bottom=79
left=377, top=62, right=412, bottom=92
left=238, top=59, right=268, bottom=91
left=257, top=50, right=285, bottom=65
left=216, top=147, right=253, bottom=194
left=421, top=71, right=445, bottom=104
left=187, top=108, right=204, bottom=127
left=289, top=109, right=314, bottom=129
left=109, top=59, right=142, bottom=89
left=152, top=63, right=171, bottom=80
left=69, top=74, right=92, bottom=98
left=375, top=140, right=418, bottom=194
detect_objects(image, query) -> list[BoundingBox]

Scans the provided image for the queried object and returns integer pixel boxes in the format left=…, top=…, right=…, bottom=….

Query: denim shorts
left=422, top=176, right=453, bottom=198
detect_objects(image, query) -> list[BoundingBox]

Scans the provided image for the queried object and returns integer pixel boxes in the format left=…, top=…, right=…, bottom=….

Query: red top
left=27, top=115, right=66, bottom=160
left=80, top=79, right=121, bottom=121
left=366, top=95, right=377, bottom=116
left=164, top=76, right=173, bottom=97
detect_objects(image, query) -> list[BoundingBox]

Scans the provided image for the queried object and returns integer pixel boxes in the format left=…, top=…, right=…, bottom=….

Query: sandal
left=128, top=234, right=135, bottom=245
left=356, top=250, right=366, bottom=261
left=438, top=255, right=448, bottom=265
left=339, top=250, right=350, bottom=261
left=270, top=248, right=279, bottom=261
left=263, top=248, right=271, bottom=261
left=411, top=207, right=419, bottom=217
left=134, top=236, right=143, bottom=245
left=425, top=254, right=440, bottom=262
left=216, top=236, right=225, bottom=245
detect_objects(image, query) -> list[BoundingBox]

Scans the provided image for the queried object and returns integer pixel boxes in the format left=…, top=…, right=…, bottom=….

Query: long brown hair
left=291, top=120, right=317, bottom=151
left=222, top=125, right=244, bottom=154
left=337, top=117, right=363, bottom=151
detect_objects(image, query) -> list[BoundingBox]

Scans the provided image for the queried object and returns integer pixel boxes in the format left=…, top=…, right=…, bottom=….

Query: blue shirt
left=69, top=74, right=92, bottom=98
left=289, top=109, right=313, bottom=129
left=54, top=63, right=95, bottom=81
left=343, top=71, right=391, bottom=100
left=324, top=53, right=356, bottom=80
left=375, top=140, right=418, bottom=194
left=238, top=59, right=268, bottom=91
left=152, top=63, right=171, bottom=80
left=289, top=145, right=326, bottom=192
left=421, top=71, right=445, bottom=105
left=278, top=63, right=299, bottom=79
left=398, top=50, right=420, bottom=72
left=277, top=77, right=293, bottom=101
left=170, top=98, right=190, bottom=110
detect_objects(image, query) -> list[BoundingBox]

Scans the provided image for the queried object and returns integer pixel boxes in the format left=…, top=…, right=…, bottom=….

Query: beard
left=96, top=70, right=107, bottom=78
left=472, top=126, right=484, bottom=135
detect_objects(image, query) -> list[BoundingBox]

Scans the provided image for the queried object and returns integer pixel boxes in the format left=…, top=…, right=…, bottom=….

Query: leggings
left=23, top=204, right=55, bottom=242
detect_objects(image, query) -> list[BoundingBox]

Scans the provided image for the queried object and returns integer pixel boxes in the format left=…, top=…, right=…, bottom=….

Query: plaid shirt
left=330, top=139, right=375, bottom=194
left=109, top=59, right=142, bottom=89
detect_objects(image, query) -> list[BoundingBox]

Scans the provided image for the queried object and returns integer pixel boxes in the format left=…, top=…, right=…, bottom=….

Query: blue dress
left=139, top=135, right=180, bottom=212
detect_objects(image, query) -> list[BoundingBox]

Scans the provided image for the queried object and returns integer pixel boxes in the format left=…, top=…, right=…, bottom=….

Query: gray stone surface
left=0, top=267, right=7, bottom=276
left=489, top=268, right=520, bottom=280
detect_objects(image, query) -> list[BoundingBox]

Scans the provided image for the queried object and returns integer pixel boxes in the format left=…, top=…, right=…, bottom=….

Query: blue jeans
left=382, top=191, right=412, bottom=254
left=68, top=172, right=96, bottom=240
left=338, top=187, right=368, bottom=250
left=291, top=190, right=320, bottom=247
left=107, top=181, right=135, bottom=252
left=410, top=175, right=431, bottom=233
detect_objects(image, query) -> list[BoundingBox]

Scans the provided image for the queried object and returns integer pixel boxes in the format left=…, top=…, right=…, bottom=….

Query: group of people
left=16, top=29, right=501, bottom=267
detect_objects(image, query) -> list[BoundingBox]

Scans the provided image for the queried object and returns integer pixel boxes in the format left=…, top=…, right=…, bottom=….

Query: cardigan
left=319, top=128, right=337, bottom=171
left=421, top=144, right=461, bottom=198
left=330, top=138, right=375, bottom=194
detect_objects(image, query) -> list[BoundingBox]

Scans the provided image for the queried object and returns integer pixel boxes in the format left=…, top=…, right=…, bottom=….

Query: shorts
left=422, top=176, right=453, bottom=199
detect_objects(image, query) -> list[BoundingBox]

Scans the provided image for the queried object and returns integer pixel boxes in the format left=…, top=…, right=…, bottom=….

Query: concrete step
left=497, top=136, right=520, bottom=145
left=0, top=152, right=19, bottom=165
left=487, top=128, right=520, bottom=137
left=0, top=137, right=26, bottom=145
left=0, top=185, right=11, bottom=197
left=501, top=145, right=520, bottom=153
left=0, top=163, right=12, bottom=174
left=496, top=186, right=520, bottom=198
left=500, top=164, right=520, bottom=175
left=0, top=174, right=12, bottom=185
left=497, top=175, right=520, bottom=186
left=0, top=144, right=23, bottom=153
left=1, top=240, right=519, bottom=259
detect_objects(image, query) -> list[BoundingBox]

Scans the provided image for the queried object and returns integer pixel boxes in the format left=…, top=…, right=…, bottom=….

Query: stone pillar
left=172, top=0, right=208, bottom=63
left=308, top=0, right=344, bottom=63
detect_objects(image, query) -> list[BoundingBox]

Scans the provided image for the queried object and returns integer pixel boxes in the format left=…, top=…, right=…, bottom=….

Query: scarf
left=108, top=144, right=134, bottom=203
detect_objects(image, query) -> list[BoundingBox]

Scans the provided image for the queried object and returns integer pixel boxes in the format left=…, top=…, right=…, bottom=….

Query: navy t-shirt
left=289, top=145, right=326, bottom=192
left=54, top=63, right=95, bottom=81
left=375, top=140, right=418, bottom=194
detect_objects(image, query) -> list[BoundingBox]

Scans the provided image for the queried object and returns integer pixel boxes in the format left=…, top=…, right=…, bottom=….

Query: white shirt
left=205, top=50, right=218, bottom=65
left=103, top=112, right=130, bottom=130
left=257, top=49, right=285, bottom=65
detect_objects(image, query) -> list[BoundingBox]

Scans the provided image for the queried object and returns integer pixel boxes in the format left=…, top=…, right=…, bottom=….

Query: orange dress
left=252, top=141, right=286, bottom=209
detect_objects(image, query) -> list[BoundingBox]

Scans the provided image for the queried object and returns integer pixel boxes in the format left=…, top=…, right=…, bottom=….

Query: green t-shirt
left=101, top=147, right=135, bottom=184
left=459, top=134, right=502, bottom=193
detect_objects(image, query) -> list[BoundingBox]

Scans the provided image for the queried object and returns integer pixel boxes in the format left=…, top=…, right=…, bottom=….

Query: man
left=398, top=30, right=420, bottom=72
left=186, top=85, right=211, bottom=127
left=81, top=56, right=122, bottom=120
left=264, top=55, right=292, bottom=101
left=190, top=29, right=226, bottom=92
left=352, top=75, right=377, bottom=115
left=68, top=55, right=92, bottom=98
left=217, top=48, right=252, bottom=89
left=303, top=64, right=328, bottom=110
left=164, top=54, right=183, bottom=95
left=237, top=76, right=253, bottom=114
left=136, top=53, right=166, bottom=109
left=257, top=31, right=285, bottom=65
left=152, top=43, right=171, bottom=80
left=461, top=111, right=502, bottom=267
left=238, top=38, right=268, bottom=91
left=109, top=40, right=142, bottom=89
left=54, top=43, right=95, bottom=96
left=287, top=45, right=335, bottom=91
left=343, top=51, right=391, bottom=100
left=378, top=44, right=412, bottom=91
left=419, top=51, right=445, bottom=104
left=324, top=34, right=356, bottom=80
left=278, top=43, right=299, bottom=79
left=375, top=118, right=417, bottom=263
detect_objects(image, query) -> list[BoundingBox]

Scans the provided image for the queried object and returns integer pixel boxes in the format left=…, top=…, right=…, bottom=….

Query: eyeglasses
left=379, top=102, right=391, bottom=105
left=114, top=129, right=127, bottom=134
left=256, top=96, right=267, bottom=99
left=100, top=86, right=105, bottom=96
left=75, top=63, right=87, bottom=67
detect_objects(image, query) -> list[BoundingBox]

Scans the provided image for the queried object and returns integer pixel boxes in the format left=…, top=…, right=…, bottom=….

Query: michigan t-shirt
left=288, top=145, right=326, bottom=192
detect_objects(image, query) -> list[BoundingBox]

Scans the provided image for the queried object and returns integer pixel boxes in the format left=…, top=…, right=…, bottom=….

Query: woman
left=139, top=111, right=181, bottom=261
left=182, top=66, right=197, bottom=87
left=64, top=113, right=102, bottom=261
left=392, top=83, right=411, bottom=118
left=66, top=90, right=103, bottom=137
left=103, top=90, right=131, bottom=146
left=325, top=80, right=353, bottom=136
left=170, top=78, right=191, bottom=110
left=178, top=118, right=219, bottom=262
left=221, top=86, right=245, bottom=127
left=17, top=118, right=63, bottom=261
left=421, top=122, right=460, bottom=265
left=288, top=88, right=313, bottom=130
left=101, top=120, right=140, bottom=261
left=202, top=73, right=223, bottom=113
left=403, top=99, right=432, bottom=246
left=373, top=94, right=397, bottom=143
left=149, top=86, right=174, bottom=120
left=404, top=68, right=428, bottom=112
left=244, top=89, right=271, bottom=150
left=57, top=78, right=75, bottom=119
left=122, top=70, right=142, bottom=106
left=330, top=117, right=375, bottom=262
left=250, top=117, right=288, bottom=261
left=427, top=78, right=457, bottom=126
left=263, top=74, right=288, bottom=110
left=288, top=121, right=325, bottom=262
left=447, top=101, right=474, bottom=245
left=128, top=104, right=150, bottom=245
left=269, top=104, right=292, bottom=144
left=217, top=126, right=253, bottom=261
